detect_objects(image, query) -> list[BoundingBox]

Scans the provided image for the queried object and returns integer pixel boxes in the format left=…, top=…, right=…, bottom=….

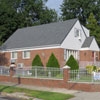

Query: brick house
left=0, top=18, right=99, bottom=68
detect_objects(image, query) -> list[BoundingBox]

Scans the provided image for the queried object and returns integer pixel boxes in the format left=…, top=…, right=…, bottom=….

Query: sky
left=46, top=0, right=63, bottom=15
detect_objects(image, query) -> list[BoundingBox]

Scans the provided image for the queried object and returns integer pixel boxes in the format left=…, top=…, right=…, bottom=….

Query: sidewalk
left=0, top=82, right=79, bottom=94
left=70, top=92, right=100, bottom=100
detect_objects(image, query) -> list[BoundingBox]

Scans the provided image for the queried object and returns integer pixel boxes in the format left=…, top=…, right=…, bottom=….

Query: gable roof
left=81, top=36, right=94, bottom=48
left=1, top=18, right=78, bottom=50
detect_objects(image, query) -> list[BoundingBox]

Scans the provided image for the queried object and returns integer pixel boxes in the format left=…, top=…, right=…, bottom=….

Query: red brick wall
left=0, top=68, right=100, bottom=92
left=80, top=50, right=100, bottom=61
left=1, top=75, right=100, bottom=92
left=1, top=48, right=65, bottom=67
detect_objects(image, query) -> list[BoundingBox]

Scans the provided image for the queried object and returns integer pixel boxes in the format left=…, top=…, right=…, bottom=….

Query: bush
left=66, top=55, right=79, bottom=70
left=32, top=54, right=43, bottom=66
left=86, top=65, right=93, bottom=74
left=46, top=53, right=60, bottom=68
left=86, top=65, right=97, bottom=74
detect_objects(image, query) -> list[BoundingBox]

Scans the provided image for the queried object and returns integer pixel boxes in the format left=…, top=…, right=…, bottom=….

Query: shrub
left=86, top=65, right=93, bottom=74
left=46, top=53, right=60, bottom=68
left=86, top=65, right=97, bottom=74
left=66, top=55, right=79, bottom=70
left=32, top=54, right=43, bottom=66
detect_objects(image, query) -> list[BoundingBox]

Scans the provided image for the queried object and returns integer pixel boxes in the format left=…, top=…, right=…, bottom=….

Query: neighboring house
left=0, top=18, right=100, bottom=68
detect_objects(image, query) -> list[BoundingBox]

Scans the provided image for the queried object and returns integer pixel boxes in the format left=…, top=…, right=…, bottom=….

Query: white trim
left=1, top=44, right=61, bottom=52
left=80, top=48, right=89, bottom=50
left=11, top=52, right=18, bottom=59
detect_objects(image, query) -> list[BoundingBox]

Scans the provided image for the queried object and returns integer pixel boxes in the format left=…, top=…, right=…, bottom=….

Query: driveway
left=70, top=92, right=100, bottom=100
left=0, top=95, right=21, bottom=100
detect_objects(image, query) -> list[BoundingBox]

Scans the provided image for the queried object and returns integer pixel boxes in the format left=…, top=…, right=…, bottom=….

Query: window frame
left=22, top=51, right=30, bottom=59
left=74, top=28, right=82, bottom=39
left=11, top=52, right=18, bottom=59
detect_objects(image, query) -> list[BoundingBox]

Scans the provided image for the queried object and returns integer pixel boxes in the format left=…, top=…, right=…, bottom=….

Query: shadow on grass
left=1, top=96, right=21, bottom=100
left=0, top=83, right=20, bottom=95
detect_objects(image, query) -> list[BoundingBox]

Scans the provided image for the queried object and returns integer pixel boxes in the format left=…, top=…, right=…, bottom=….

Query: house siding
left=61, top=20, right=86, bottom=50
left=0, top=48, right=65, bottom=67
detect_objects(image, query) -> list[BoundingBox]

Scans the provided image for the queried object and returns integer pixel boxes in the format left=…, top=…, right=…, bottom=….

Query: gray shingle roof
left=1, top=18, right=78, bottom=50
left=81, top=36, right=94, bottom=48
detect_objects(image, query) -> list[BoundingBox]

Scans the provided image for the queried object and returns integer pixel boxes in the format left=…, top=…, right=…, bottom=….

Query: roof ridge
left=18, top=18, right=78, bottom=30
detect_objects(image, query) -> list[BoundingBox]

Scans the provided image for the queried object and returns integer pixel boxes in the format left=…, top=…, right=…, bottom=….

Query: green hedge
left=32, top=54, right=43, bottom=66
left=66, top=55, right=79, bottom=70
left=46, top=53, right=60, bottom=68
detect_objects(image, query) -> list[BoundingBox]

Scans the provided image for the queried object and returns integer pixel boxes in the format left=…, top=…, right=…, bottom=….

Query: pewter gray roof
left=81, top=36, right=94, bottom=48
left=2, top=18, right=78, bottom=50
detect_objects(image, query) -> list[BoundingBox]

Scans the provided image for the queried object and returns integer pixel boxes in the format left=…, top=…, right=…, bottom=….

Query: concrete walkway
left=70, top=92, right=100, bottom=100
left=0, top=82, right=78, bottom=94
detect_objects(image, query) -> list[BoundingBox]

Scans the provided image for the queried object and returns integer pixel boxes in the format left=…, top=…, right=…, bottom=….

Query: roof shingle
left=81, top=36, right=94, bottom=48
left=2, top=18, right=78, bottom=50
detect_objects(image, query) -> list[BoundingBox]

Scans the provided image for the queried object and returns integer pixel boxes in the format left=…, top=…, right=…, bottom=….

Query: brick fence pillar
left=9, top=64, right=15, bottom=81
left=63, top=66, right=70, bottom=82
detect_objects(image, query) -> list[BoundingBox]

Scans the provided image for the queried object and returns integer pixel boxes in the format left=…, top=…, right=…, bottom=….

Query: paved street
left=0, top=95, right=21, bottom=100
left=70, top=92, right=100, bottom=100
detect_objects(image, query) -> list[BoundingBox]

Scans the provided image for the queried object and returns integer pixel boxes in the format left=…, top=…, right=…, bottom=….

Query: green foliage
left=0, top=85, right=74, bottom=100
left=46, top=53, right=60, bottom=68
left=86, top=65, right=98, bottom=74
left=86, top=65, right=94, bottom=74
left=66, top=55, right=79, bottom=70
left=61, top=0, right=100, bottom=25
left=0, top=0, right=58, bottom=45
left=32, top=55, right=43, bottom=66
left=86, top=13, right=100, bottom=46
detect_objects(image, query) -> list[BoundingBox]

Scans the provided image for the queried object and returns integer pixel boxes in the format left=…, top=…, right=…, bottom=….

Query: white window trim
left=22, top=51, right=30, bottom=59
left=11, top=52, right=18, bottom=59
left=74, top=28, right=82, bottom=39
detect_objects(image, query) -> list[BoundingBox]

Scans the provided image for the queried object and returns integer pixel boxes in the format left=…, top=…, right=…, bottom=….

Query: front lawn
left=0, top=85, right=74, bottom=100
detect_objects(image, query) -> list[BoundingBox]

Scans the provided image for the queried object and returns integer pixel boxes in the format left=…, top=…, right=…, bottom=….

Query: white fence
left=79, top=61, right=100, bottom=68
left=0, top=66, right=10, bottom=76
left=14, top=66, right=63, bottom=79
left=69, top=69, right=100, bottom=83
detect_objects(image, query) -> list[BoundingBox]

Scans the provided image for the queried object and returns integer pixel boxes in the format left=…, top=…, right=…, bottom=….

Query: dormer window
left=74, top=28, right=82, bottom=40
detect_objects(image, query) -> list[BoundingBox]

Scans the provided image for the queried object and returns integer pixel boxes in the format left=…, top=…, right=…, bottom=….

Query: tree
left=46, top=53, right=60, bottom=68
left=86, top=13, right=100, bottom=46
left=0, top=0, right=58, bottom=45
left=61, top=0, right=100, bottom=25
left=66, top=55, right=79, bottom=70
left=32, top=55, right=43, bottom=66
left=86, top=13, right=98, bottom=34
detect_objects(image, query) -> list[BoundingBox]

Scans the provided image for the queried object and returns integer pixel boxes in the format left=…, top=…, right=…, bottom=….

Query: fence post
left=10, top=64, right=15, bottom=78
left=63, top=66, right=70, bottom=82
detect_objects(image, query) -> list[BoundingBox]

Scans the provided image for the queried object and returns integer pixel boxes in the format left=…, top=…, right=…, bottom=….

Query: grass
left=0, top=85, right=74, bottom=100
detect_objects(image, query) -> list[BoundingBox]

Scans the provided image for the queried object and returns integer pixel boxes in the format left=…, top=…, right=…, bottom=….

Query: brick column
left=63, top=66, right=70, bottom=82
left=9, top=64, right=15, bottom=81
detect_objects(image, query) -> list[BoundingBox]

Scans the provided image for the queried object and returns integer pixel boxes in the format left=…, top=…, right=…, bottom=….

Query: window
left=75, top=28, right=80, bottom=37
left=23, top=51, right=30, bottom=59
left=66, top=50, right=78, bottom=61
left=74, top=28, right=82, bottom=40
left=11, top=52, right=17, bottom=59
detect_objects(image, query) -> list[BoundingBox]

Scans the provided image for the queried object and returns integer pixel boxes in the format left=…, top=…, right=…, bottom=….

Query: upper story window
left=11, top=52, right=17, bottom=59
left=74, top=28, right=82, bottom=40
left=23, top=51, right=30, bottom=59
